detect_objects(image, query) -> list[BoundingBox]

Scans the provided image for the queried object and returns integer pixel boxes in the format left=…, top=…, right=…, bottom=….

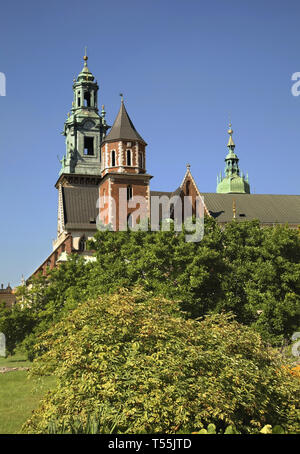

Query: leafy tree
left=22, top=288, right=299, bottom=434
left=88, top=217, right=227, bottom=317
left=221, top=221, right=300, bottom=344
left=88, top=220, right=300, bottom=344
left=2, top=218, right=299, bottom=359
left=0, top=302, right=35, bottom=356
left=3, top=255, right=91, bottom=359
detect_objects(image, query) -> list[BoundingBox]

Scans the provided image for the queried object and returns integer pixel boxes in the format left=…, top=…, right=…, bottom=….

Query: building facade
left=0, top=284, right=16, bottom=308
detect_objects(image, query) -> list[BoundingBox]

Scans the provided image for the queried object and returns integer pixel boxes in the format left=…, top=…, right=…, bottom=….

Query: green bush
left=22, top=288, right=299, bottom=434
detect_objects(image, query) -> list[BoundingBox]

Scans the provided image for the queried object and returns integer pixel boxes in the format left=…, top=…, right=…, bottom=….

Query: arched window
left=84, top=137, right=94, bottom=155
left=79, top=236, right=86, bottom=252
left=127, top=185, right=133, bottom=201
left=138, top=152, right=144, bottom=169
left=84, top=91, right=91, bottom=107
left=111, top=150, right=116, bottom=167
left=126, top=149, right=132, bottom=166
left=186, top=180, right=190, bottom=196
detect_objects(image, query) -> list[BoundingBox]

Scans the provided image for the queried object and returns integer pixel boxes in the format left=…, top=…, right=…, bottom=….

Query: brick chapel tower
left=99, top=96, right=152, bottom=230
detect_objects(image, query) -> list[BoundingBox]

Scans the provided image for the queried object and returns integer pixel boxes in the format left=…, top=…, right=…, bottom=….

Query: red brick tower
left=99, top=98, right=152, bottom=230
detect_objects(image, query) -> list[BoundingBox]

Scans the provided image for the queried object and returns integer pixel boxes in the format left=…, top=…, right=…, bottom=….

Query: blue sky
left=0, top=0, right=300, bottom=287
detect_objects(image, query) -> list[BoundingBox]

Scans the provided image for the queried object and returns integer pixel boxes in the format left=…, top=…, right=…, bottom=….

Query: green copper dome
left=217, top=123, right=250, bottom=194
left=217, top=175, right=250, bottom=194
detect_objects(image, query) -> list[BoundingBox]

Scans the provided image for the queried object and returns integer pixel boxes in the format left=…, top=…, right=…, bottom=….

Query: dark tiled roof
left=103, top=101, right=146, bottom=144
left=63, top=186, right=99, bottom=229
left=62, top=185, right=300, bottom=229
left=202, top=193, right=300, bottom=225
left=151, top=191, right=300, bottom=225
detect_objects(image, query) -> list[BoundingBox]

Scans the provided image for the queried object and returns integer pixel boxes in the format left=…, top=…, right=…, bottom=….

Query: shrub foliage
left=22, top=289, right=299, bottom=434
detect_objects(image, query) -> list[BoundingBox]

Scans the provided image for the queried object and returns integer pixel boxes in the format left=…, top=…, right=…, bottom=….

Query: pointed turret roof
left=103, top=99, right=146, bottom=144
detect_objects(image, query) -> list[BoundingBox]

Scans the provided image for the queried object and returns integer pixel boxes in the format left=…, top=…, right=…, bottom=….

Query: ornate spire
left=227, top=122, right=235, bottom=149
left=224, top=122, right=239, bottom=175
left=216, top=122, right=250, bottom=194
left=76, top=48, right=94, bottom=82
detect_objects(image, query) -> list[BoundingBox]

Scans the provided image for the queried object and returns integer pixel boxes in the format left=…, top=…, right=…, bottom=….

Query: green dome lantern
left=77, top=51, right=95, bottom=83
left=216, top=123, right=250, bottom=194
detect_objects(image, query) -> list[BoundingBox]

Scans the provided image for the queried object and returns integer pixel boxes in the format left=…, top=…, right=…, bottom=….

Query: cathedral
left=30, top=54, right=300, bottom=278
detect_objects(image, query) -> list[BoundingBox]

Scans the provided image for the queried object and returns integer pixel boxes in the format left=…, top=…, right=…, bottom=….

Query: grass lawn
left=0, top=352, right=32, bottom=369
left=0, top=354, right=56, bottom=434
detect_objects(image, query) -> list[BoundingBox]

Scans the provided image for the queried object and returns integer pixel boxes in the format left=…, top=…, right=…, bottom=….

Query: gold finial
left=227, top=120, right=235, bottom=148
left=186, top=163, right=191, bottom=170
left=232, top=199, right=236, bottom=219
left=119, top=93, right=124, bottom=102
left=83, top=46, right=88, bottom=61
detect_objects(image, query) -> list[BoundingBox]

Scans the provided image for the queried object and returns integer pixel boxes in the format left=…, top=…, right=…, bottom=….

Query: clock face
left=84, top=120, right=95, bottom=130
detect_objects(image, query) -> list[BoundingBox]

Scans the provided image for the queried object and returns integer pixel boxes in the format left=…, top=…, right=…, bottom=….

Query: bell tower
left=59, top=51, right=109, bottom=176
left=54, top=52, right=110, bottom=246
left=98, top=97, right=152, bottom=230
